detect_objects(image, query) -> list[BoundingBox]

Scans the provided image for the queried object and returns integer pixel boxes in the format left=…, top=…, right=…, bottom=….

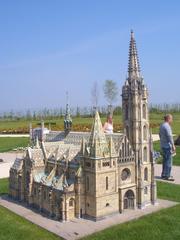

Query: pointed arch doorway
left=123, top=190, right=135, bottom=209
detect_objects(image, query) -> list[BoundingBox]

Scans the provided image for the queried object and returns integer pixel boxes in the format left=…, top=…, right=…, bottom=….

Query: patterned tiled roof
left=11, top=158, right=23, bottom=171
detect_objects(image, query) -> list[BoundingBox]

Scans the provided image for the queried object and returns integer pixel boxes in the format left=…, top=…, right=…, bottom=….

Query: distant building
left=9, top=31, right=156, bottom=221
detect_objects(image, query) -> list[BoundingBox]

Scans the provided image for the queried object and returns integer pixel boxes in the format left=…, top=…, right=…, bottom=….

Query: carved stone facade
left=122, top=30, right=156, bottom=208
left=9, top=31, right=156, bottom=221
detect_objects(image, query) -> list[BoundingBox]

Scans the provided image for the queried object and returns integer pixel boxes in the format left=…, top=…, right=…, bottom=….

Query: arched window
left=143, top=125, right=147, bottom=141
left=44, top=191, right=46, bottom=200
left=120, top=149, right=122, bottom=158
left=144, top=167, right=148, bottom=181
left=143, top=147, right=147, bottom=162
left=127, top=142, right=130, bottom=156
left=86, top=176, right=89, bottom=191
left=122, top=143, right=124, bottom=157
left=106, top=176, right=108, bottom=190
left=69, top=198, right=74, bottom=207
left=125, top=104, right=128, bottom=120
left=143, top=104, right=146, bottom=119
left=126, top=126, right=129, bottom=139
left=144, top=186, right=148, bottom=195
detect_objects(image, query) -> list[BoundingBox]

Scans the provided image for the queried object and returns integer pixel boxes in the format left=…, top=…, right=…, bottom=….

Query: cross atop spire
left=128, top=30, right=141, bottom=80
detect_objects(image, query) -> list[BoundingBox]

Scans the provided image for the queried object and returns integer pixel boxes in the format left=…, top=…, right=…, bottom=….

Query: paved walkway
left=152, top=134, right=160, bottom=142
left=0, top=153, right=23, bottom=179
left=0, top=134, right=159, bottom=139
left=155, top=164, right=180, bottom=185
left=0, top=152, right=180, bottom=184
left=0, top=196, right=177, bottom=240
left=0, top=134, right=29, bottom=137
left=151, top=134, right=176, bottom=142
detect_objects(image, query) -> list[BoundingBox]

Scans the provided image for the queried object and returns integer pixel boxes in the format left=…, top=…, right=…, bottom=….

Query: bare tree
left=103, top=80, right=118, bottom=106
left=91, top=81, right=99, bottom=109
left=103, top=80, right=119, bottom=116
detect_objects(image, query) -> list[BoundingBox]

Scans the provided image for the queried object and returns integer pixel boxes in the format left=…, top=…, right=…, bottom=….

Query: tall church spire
left=64, top=91, right=72, bottom=132
left=128, top=30, right=141, bottom=79
left=122, top=31, right=156, bottom=208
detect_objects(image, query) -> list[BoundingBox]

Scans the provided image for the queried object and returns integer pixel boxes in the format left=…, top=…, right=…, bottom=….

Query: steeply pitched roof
left=11, top=158, right=23, bottom=171
left=87, top=111, right=110, bottom=158
left=128, top=30, right=141, bottom=80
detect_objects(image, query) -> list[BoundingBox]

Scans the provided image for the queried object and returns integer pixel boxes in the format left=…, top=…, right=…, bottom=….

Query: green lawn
left=0, top=137, right=29, bottom=153
left=0, top=178, right=61, bottom=240
left=0, top=178, right=9, bottom=195
left=0, top=206, right=61, bottom=240
left=149, top=112, right=180, bottom=135
left=83, top=205, right=180, bottom=240
left=0, top=179, right=180, bottom=240
left=83, top=181, right=180, bottom=240
left=153, top=141, right=180, bottom=166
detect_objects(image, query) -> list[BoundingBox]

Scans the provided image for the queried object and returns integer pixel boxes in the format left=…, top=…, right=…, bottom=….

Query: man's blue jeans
left=161, top=147, right=172, bottom=178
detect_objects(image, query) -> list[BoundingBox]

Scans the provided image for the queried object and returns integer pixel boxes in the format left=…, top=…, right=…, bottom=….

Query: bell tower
left=122, top=30, right=156, bottom=208
left=81, top=111, right=119, bottom=220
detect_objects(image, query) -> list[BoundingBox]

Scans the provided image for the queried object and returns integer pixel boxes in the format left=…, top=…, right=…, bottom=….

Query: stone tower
left=122, top=30, right=156, bottom=208
left=82, top=111, right=119, bottom=220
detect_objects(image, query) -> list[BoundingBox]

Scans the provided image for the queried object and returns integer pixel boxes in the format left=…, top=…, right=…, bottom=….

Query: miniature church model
left=9, top=31, right=157, bottom=221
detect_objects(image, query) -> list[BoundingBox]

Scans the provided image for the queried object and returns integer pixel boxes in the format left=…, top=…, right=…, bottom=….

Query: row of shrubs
left=0, top=123, right=160, bottom=134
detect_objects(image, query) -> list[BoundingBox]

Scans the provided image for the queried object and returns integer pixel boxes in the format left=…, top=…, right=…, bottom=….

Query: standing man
left=159, top=114, right=176, bottom=181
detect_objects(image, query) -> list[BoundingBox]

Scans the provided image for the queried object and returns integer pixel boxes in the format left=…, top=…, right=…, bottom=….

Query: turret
left=64, top=92, right=72, bottom=132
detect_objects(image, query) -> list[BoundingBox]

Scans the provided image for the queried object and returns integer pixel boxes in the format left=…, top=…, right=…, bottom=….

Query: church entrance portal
left=123, top=190, right=135, bottom=209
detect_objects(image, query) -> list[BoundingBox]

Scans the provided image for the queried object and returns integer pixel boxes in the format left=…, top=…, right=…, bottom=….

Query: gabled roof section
left=11, top=158, right=23, bottom=171
left=26, top=147, right=45, bottom=167
left=87, top=111, right=110, bottom=158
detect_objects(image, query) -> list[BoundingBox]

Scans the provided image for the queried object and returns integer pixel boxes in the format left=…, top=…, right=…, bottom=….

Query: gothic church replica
left=9, top=31, right=157, bottom=221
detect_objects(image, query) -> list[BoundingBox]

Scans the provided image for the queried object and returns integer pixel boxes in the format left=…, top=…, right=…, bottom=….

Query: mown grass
left=0, top=137, right=29, bottom=153
left=0, top=178, right=9, bottom=195
left=83, top=205, right=180, bottom=240
left=0, top=178, right=61, bottom=240
left=149, top=112, right=180, bottom=135
left=157, top=181, right=180, bottom=202
left=0, top=206, right=61, bottom=240
left=0, top=179, right=180, bottom=240
left=83, top=181, right=180, bottom=240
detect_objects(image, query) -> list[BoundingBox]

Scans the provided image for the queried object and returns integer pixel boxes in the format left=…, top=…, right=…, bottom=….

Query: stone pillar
left=75, top=178, right=81, bottom=218
left=61, top=198, right=66, bottom=222
left=49, top=190, right=53, bottom=217
left=28, top=173, right=33, bottom=205
left=38, top=185, right=43, bottom=211
left=151, top=162, right=157, bottom=205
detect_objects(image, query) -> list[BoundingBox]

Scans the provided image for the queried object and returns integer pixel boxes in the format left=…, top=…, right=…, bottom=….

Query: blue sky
left=0, top=0, right=180, bottom=110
